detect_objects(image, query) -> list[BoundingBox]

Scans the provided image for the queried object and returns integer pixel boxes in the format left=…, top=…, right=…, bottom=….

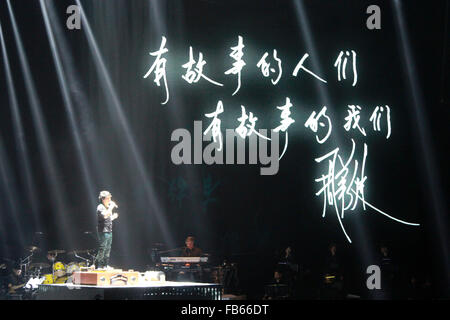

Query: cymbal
left=47, top=250, right=65, bottom=254
left=30, top=263, right=50, bottom=269
left=25, top=246, right=40, bottom=252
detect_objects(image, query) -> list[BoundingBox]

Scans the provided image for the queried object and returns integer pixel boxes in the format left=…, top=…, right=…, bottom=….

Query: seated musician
left=34, top=252, right=58, bottom=275
left=181, top=236, right=203, bottom=257
left=320, top=242, right=345, bottom=299
left=177, top=236, right=203, bottom=282
left=43, top=253, right=56, bottom=272
left=277, top=246, right=298, bottom=296
left=7, top=264, right=25, bottom=295
left=263, top=270, right=289, bottom=300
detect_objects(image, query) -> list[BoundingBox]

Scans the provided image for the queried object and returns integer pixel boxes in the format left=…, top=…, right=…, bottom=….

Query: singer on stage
left=95, top=191, right=119, bottom=269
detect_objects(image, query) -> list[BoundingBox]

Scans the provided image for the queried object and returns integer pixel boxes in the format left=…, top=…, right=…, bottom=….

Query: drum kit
left=0, top=231, right=99, bottom=299
left=13, top=245, right=96, bottom=286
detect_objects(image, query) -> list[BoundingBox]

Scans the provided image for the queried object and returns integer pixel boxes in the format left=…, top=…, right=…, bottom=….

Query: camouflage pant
left=95, top=232, right=112, bottom=268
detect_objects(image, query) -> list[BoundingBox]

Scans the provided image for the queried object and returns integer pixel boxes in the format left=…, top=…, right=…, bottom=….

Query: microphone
left=110, top=201, right=118, bottom=209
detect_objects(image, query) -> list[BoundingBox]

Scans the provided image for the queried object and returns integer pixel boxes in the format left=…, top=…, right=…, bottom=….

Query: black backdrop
left=0, top=0, right=448, bottom=298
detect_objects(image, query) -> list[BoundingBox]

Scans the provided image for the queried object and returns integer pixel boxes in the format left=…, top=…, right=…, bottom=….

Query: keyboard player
left=182, top=236, right=203, bottom=257
left=175, top=236, right=202, bottom=282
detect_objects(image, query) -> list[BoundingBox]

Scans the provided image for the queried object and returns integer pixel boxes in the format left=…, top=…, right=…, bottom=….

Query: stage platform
left=36, top=281, right=222, bottom=300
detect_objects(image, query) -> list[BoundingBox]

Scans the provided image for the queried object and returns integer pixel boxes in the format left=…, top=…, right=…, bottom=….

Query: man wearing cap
left=95, top=191, right=119, bottom=269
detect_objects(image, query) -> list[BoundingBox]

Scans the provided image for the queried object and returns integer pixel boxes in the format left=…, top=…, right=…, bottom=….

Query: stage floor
left=36, top=281, right=222, bottom=300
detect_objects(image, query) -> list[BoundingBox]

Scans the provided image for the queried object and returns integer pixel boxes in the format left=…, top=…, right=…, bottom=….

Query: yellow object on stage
left=54, top=276, right=68, bottom=284
left=53, top=262, right=66, bottom=278
left=42, top=273, right=68, bottom=284
left=53, top=261, right=66, bottom=271
left=42, top=274, right=54, bottom=284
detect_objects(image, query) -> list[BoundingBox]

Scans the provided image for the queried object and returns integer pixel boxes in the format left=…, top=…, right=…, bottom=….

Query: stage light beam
left=76, top=0, right=176, bottom=250
left=0, top=19, right=42, bottom=235
left=393, top=0, right=450, bottom=294
left=39, top=0, right=98, bottom=221
left=6, top=0, right=76, bottom=249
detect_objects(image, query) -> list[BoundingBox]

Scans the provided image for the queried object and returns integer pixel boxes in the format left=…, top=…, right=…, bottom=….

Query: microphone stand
left=20, top=252, right=34, bottom=278
left=73, top=251, right=90, bottom=267
left=87, top=251, right=97, bottom=268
